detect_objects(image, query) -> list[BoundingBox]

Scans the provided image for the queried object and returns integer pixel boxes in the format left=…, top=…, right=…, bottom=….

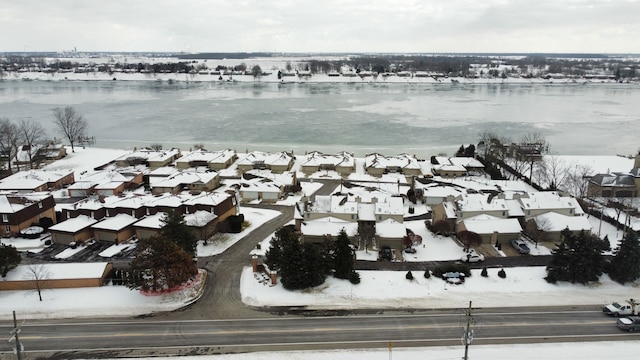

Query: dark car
left=379, top=246, right=393, bottom=261
left=617, top=316, right=640, bottom=332
left=510, top=239, right=530, bottom=254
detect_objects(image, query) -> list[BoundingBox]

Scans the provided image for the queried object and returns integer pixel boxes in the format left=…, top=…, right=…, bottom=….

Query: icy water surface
left=1, top=80, right=638, bottom=156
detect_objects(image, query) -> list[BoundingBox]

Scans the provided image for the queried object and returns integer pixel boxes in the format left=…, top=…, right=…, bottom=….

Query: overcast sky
left=3, top=0, right=639, bottom=54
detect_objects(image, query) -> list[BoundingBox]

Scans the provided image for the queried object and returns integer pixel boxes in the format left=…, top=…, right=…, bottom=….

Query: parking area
left=24, top=240, right=137, bottom=262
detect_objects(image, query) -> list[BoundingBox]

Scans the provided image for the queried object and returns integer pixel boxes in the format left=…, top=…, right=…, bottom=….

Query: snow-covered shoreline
left=6, top=70, right=635, bottom=85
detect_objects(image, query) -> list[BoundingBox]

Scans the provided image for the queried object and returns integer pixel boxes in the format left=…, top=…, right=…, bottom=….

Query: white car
left=460, top=249, right=485, bottom=263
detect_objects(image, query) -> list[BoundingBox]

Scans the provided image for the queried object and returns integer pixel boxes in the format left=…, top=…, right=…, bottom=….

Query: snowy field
left=83, top=342, right=640, bottom=360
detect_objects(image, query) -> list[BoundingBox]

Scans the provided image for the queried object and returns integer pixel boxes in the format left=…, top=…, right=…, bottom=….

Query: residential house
left=114, top=148, right=181, bottom=169
left=364, top=153, right=422, bottom=178
left=300, top=151, right=356, bottom=176
left=0, top=262, right=113, bottom=291
left=49, top=214, right=98, bottom=244
left=588, top=172, right=638, bottom=198
left=150, top=170, right=220, bottom=195
left=183, top=191, right=237, bottom=222
left=91, top=213, right=138, bottom=243
left=0, top=169, right=75, bottom=193
left=457, top=214, right=522, bottom=245
left=58, top=196, right=108, bottom=222
left=174, top=149, right=238, bottom=170
left=296, top=193, right=405, bottom=250
left=0, top=193, right=56, bottom=237
left=236, top=151, right=294, bottom=174
left=236, top=177, right=284, bottom=203
left=526, top=212, right=593, bottom=243
left=67, top=169, right=143, bottom=197
left=133, top=212, right=166, bottom=240
left=184, top=210, right=218, bottom=240
left=300, top=217, right=358, bottom=245
left=431, top=157, right=468, bottom=178
left=449, top=157, right=485, bottom=175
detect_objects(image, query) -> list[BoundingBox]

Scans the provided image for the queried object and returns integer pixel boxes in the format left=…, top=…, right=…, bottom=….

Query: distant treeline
left=176, top=52, right=273, bottom=60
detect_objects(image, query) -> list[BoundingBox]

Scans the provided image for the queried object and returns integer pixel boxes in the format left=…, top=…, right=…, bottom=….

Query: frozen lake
left=1, top=80, right=639, bottom=157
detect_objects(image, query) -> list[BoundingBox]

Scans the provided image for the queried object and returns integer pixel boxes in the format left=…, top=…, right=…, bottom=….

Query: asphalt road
left=2, top=306, right=636, bottom=359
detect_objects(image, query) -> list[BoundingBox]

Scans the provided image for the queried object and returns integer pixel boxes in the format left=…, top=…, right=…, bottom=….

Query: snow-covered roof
left=456, top=193, right=509, bottom=213
left=461, top=215, right=523, bottom=234
left=301, top=151, right=355, bottom=167
left=310, top=194, right=404, bottom=218
left=2, top=262, right=111, bottom=281
left=134, top=212, right=166, bottom=229
left=49, top=215, right=98, bottom=233
left=237, top=151, right=293, bottom=167
left=183, top=191, right=231, bottom=206
left=92, top=213, right=138, bottom=231
left=376, top=218, right=406, bottom=238
left=589, top=173, right=636, bottom=187
left=0, top=169, right=73, bottom=190
left=449, top=157, right=484, bottom=168
left=115, top=148, right=180, bottom=163
left=152, top=170, right=218, bottom=188
left=534, top=212, right=593, bottom=232
left=301, top=217, right=358, bottom=237
left=518, top=192, right=584, bottom=215
left=364, top=153, right=420, bottom=170
left=174, top=149, right=236, bottom=165
left=419, top=183, right=464, bottom=198
left=184, top=210, right=217, bottom=227
left=238, top=177, right=284, bottom=193
left=0, top=193, right=51, bottom=213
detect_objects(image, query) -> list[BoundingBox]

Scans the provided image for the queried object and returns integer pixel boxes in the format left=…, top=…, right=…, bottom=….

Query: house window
left=90, top=211, right=95, bottom=218
left=378, top=215, right=382, bottom=220
left=4, top=225, right=9, bottom=232
left=1, top=214, right=7, bottom=222
left=351, top=214, right=355, bottom=220
left=38, top=202, right=43, bottom=209
left=106, top=209, right=110, bottom=217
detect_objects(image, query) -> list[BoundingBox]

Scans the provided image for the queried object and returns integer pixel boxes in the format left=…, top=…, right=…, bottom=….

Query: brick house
left=0, top=193, right=56, bottom=237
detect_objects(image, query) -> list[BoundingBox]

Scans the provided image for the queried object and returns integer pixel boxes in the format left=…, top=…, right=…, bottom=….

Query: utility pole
left=9, top=311, right=24, bottom=360
left=462, top=301, right=474, bottom=360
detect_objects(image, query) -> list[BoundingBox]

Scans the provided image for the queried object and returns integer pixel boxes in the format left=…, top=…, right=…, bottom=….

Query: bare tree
left=52, top=106, right=88, bottom=153
left=537, top=154, right=572, bottom=191
left=18, top=119, right=46, bottom=169
left=24, top=263, right=50, bottom=301
left=477, top=131, right=510, bottom=161
left=566, top=163, right=594, bottom=198
left=0, top=117, right=20, bottom=173
left=515, top=132, right=549, bottom=183
left=149, top=143, right=163, bottom=151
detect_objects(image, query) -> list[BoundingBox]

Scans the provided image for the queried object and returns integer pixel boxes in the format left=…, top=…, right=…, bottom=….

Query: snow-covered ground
left=9, top=68, right=633, bottom=85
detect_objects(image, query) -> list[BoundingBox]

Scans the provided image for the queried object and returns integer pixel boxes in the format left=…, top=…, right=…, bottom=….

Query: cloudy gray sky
left=3, top=0, right=639, bottom=53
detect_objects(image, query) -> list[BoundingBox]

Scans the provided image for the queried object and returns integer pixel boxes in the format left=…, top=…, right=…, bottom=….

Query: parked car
left=460, top=248, right=485, bottom=263
left=379, top=246, right=393, bottom=261
left=617, top=316, right=640, bottom=332
left=510, top=239, right=531, bottom=254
